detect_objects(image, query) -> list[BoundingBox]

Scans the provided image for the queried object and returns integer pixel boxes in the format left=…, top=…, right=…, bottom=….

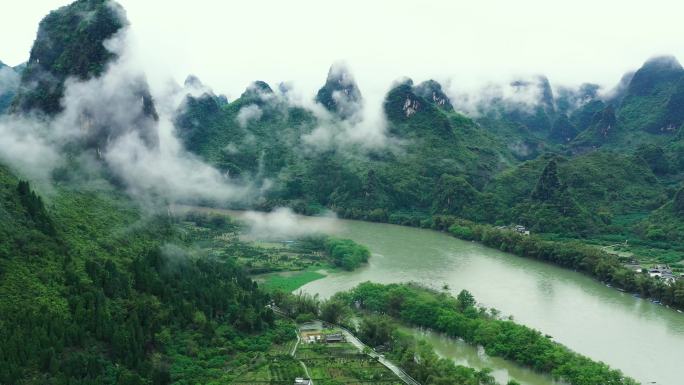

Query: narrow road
left=270, top=305, right=420, bottom=385
left=337, top=326, right=421, bottom=385
left=291, top=332, right=301, bottom=356
left=299, top=361, right=314, bottom=385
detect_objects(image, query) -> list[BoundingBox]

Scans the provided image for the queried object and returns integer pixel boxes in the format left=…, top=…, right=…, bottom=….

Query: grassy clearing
left=296, top=340, right=402, bottom=385
left=178, top=210, right=371, bottom=277
left=259, top=267, right=329, bottom=292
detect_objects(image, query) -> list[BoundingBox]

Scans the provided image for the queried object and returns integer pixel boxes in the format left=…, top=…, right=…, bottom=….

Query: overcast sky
left=2, top=0, right=684, bottom=99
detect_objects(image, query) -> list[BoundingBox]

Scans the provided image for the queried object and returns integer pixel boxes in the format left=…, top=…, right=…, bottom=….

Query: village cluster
left=624, top=263, right=682, bottom=285
left=495, top=224, right=531, bottom=236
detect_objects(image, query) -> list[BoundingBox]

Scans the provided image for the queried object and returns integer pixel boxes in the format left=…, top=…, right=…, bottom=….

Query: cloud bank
left=0, top=26, right=255, bottom=207
left=236, top=104, right=263, bottom=128
left=239, top=207, right=339, bottom=240
left=0, top=116, right=63, bottom=184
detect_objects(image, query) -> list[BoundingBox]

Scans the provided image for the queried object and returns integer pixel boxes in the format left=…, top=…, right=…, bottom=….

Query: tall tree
left=531, top=159, right=562, bottom=202
left=674, top=187, right=684, bottom=217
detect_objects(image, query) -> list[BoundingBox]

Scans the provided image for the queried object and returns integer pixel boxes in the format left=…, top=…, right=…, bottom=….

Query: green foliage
left=448, top=224, right=475, bottom=239
left=617, top=56, right=684, bottom=134
left=320, top=298, right=349, bottom=325
left=569, top=99, right=605, bottom=132
left=176, top=75, right=516, bottom=224
left=174, top=94, right=222, bottom=154
left=516, top=157, right=595, bottom=234
left=358, top=315, right=395, bottom=348
left=315, top=64, right=362, bottom=118
left=432, top=174, right=483, bottom=218
left=174, top=66, right=684, bottom=252
left=456, top=289, right=476, bottom=310
left=675, top=187, right=684, bottom=216
left=664, top=77, right=684, bottom=127
left=180, top=76, right=636, bottom=245
left=531, top=159, right=562, bottom=201
left=175, top=87, right=315, bottom=178
left=9, top=1, right=684, bottom=384
left=16, top=180, right=55, bottom=235
left=486, top=150, right=668, bottom=236
left=349, top=283, right=638, bottom=385
left=548, top=114, right=579, bottom=143
left=636, top=144, right=670, bottom=175
left=164, top=320, right=296, bottom=384
left=435, top=215, right=684, bottom=309
left=413, top=79, right=454, bottom=112
left=389, top=333, right=497, bottom=385
left=0, top=166, right=66, bottom=278
left=271, top=291, right=320, bottom=319
left=12, top=0, right=125, bottom=114
left=636, top=189, right=684, bottom=242
left=324, top=237, right=370, bottom=270
left=0, top=165, right=282, bottom=385
left=261, top=270, right=326, bottom=292
left=572, top=105, right=618, bottom=148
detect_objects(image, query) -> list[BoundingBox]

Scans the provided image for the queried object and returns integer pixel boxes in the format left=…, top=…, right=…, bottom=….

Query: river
left=404, top=327, right=561, bottom=385
left=297, top=218, right=684, bottom=385
left=184, top=207, right=684, bottom=385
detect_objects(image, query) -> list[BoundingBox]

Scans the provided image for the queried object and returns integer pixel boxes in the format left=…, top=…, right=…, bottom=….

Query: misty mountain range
left=170, top=55, right=684, bottom=236
left=1, top=0, right=683, bottom=242
left=2, top=1, right=684, bottom=384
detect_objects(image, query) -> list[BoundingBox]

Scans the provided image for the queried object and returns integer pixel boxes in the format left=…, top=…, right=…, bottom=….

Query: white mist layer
left=240, top=208, right=339, bottom=241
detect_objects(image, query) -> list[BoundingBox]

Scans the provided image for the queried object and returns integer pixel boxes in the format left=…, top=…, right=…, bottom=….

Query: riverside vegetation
left=178, top=209, right=370, bottom=291
left=176, top=64, right=684, bottom=266
left=1, top=0, right=683, bottom=384
left=270, top=283, right=638, bottom=385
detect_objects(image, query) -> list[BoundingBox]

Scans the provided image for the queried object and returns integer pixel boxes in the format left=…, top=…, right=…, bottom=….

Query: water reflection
left=406, top=327, right=562, bottom=385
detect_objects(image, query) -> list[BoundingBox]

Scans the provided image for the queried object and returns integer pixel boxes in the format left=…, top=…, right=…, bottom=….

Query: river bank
left=176, top=206, right=684, bottom=385
left=296, top=217, right=684, bottom=385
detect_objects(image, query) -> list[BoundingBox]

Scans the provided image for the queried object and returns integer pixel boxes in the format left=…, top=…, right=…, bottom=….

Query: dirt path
left=336, top=326, right=421, bottom=385
left=271, top=305, right=420, bottom=385
left=299, top=360, right=314, bottom=385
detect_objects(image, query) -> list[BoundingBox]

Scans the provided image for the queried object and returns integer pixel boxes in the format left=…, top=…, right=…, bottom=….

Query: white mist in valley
left=239, top=208, right=340, bottom=241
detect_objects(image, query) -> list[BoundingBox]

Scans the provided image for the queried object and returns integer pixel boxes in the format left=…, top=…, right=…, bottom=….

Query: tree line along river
left=297, top=217, right=684, bottom=385
left=185, top=207, right=684, bottom=385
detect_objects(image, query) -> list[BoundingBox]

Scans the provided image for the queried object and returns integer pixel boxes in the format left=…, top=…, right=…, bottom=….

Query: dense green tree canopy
left=12, top=0, right=125, bottom=115
left=674, top=187, right=684, bottom=216
left=348, top=282, right=638, bottom=385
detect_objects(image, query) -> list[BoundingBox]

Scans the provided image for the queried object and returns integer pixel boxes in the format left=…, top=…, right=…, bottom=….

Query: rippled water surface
left=298, top=218, right=684, bottom=385
left=191, top=207, right=683, bottom=385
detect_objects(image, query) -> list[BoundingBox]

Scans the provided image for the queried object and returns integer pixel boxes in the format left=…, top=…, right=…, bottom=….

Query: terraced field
left=231, top=329, right=404, bottom=385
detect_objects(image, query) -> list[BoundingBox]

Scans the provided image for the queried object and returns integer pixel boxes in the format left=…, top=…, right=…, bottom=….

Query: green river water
left=189, top=207, right=684, bottom=385
left=298, top=218, right=684, bottom=385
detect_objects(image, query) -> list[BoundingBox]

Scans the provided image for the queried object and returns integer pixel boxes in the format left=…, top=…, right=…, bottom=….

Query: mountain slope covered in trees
left=2, top=0, right=684, bottom=383
left=0, top=60, right=20, bottom=113
left=175, top=74, right=517, bottom=220
left=174, top=56, right=684, bottom=259
left=0, top=162, right=289, bottom=385
left=0, top=1, right=284, bottom=384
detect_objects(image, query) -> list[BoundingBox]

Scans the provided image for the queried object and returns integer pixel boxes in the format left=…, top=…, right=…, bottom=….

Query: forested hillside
left=176, top=75, right=516, bottom=219
left=0, top=163, right=286, bottom=385
left=0, top=1, right=282, bottom=384
left=175, top=54, right=684, bottom=259
left=2, top=0, right=684, bottom=383
left=0, top=60, right=19, bottom=113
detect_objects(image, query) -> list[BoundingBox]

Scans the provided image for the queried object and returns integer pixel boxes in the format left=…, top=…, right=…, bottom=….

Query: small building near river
left=324, top=333, right=345, bottom=343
